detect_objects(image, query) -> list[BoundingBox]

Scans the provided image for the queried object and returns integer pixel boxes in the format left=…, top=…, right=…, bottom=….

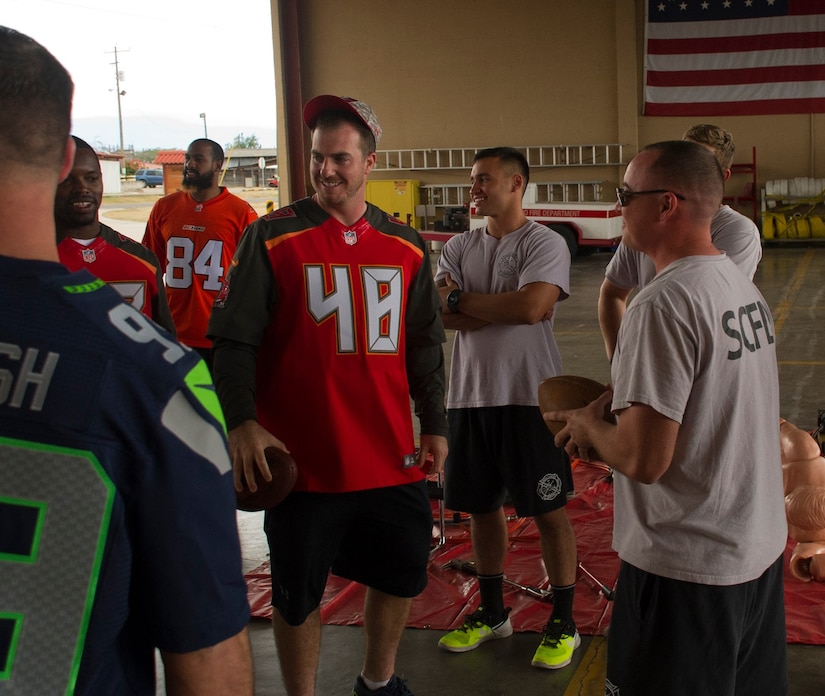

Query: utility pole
left=105, top=46, right=129, bottom=154
left=200, top=112, right=208, bottom=138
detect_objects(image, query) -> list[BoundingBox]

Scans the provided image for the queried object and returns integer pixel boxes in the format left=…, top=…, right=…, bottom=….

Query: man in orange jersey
left=143, top=139, right=257, bottom=367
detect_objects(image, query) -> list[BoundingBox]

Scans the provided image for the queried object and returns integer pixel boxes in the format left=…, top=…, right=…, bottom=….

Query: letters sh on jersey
left=722, top=300, right=775, bottom=361
left=0, top=343, right=59, bottom=411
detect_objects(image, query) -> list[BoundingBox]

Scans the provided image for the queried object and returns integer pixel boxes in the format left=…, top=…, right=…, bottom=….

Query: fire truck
left=365, top=179, right=622, bottom=256
left=363, top=143, right=629, bottom=256
left=421, top=183, right=622, bottom=257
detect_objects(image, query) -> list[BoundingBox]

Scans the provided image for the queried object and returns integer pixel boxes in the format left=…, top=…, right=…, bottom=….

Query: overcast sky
left=4, top=0, right=278, bottom=152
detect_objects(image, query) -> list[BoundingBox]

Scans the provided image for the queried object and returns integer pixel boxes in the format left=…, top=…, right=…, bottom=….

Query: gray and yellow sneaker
left=437, top=607, right=513, bottom=653
left=531, top=617, right=581, bottom=669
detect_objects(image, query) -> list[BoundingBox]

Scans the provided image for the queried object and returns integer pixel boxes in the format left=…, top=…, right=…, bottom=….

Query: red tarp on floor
left=245, top=460, right=825, bottom=644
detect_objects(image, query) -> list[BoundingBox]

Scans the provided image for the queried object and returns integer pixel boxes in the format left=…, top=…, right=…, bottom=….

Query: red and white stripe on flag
left=644, top=0, right=825, bottom=116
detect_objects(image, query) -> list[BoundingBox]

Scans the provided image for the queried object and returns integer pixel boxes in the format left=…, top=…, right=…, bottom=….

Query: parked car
left=267, top=176, right=279, bottom=188
left=135, top=168, right=163, bottom=188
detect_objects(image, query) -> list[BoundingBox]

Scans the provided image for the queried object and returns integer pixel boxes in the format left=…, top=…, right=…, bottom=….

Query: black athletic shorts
left=605, top=556, right=787, bottom=695
left=444, top=406, right=572, bottom=517
left=263, top=480, right=432, bottom=625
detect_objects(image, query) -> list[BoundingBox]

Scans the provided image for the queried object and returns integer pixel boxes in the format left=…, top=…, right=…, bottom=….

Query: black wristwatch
left=446, top=288, right=462, bottom=313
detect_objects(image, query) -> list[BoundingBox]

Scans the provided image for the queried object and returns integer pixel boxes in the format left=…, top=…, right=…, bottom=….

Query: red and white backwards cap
left=303, top=95, right=382, bottom=145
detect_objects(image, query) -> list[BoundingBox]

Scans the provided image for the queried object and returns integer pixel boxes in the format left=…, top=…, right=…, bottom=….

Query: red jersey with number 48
left=143, top=188, right=257, bottom=348
left=209, top=197, right=445, bottom=493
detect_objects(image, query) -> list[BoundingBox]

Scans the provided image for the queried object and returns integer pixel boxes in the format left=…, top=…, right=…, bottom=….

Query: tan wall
left=273, top=0, right=823, bottom=200
left=640, top=114, right=825, bottom=185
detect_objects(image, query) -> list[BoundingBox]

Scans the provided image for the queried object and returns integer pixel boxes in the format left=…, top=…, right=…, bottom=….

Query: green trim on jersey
left=0, top=611, right=24, bottom=679
left=184, top=360, right=227, bottom=434
left=61, top=277, right=106, bottom=294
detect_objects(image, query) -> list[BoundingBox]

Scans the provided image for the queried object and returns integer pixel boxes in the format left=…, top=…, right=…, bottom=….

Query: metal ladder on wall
left=373, top=143, right=626, bottom=172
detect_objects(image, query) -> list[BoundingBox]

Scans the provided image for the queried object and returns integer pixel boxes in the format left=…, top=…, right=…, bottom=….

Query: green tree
left=226, top=133, right=261, bottom=149
left=123, top=149, right=160, bottom=176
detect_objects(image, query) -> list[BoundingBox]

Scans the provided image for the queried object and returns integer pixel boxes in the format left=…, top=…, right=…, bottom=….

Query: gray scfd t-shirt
left=611, top=255, right=787, bottom=585
left=435, top=220, right=570, bottom=408
left=605, top=205, right=762, bottom=289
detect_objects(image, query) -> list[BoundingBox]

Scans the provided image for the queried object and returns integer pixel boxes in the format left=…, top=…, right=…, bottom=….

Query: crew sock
left=550, top=582, right=576, bottom=622
left=478, top=573, right=506, bottom=619
left=360, top=674, right=390, bottom=691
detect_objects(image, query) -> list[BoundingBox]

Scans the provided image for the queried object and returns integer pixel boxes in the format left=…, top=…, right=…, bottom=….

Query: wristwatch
left=446, top=288, right=462, bottom=313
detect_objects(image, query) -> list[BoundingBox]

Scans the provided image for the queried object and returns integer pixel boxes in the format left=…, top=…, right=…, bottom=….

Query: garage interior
left=209, top=2, right=825, bottom=693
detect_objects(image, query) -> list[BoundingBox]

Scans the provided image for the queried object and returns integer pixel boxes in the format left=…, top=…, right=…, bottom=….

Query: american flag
left=644, top=0, right=825, bottom=116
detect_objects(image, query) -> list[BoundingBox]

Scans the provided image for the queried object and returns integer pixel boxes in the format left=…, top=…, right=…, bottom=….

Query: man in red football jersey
left=143, top=138, right=257, bottom=366
left=209, top=96, right=448, bottom=696
left=55, top=136, right=175, bottom=335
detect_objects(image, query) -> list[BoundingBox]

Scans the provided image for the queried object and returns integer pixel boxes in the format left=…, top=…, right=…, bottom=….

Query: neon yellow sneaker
left=437, top=607, right=513, bottom=653
left=531, top=618, right=581, bottom=669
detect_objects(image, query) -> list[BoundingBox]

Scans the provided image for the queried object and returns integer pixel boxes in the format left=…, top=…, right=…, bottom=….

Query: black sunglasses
left=615, top=188, right=686, bottom=207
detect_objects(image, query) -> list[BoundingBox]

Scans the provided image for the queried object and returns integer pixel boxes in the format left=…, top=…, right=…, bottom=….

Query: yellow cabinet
left=366, top=180, right=421, bottom=230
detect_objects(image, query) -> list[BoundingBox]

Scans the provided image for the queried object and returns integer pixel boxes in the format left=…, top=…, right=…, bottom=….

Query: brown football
left=537, top=375, right=610, bottom=436
left=236, top=446, right=298, bottom=512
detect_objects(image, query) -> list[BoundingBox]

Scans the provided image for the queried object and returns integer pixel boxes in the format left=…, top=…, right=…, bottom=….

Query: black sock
left=477, top=574, right=505, bottom=618
left=550, top=583, right=576, bottom=623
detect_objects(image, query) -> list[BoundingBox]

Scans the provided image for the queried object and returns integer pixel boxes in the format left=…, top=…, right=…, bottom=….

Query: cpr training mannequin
left=780, top=418, right=825, bottom=582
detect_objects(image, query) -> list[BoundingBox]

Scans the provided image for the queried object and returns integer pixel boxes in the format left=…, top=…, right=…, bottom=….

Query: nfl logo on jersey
left=82, top=248, right=96, bottom=263
left=214, top=275, right=231, bottom=308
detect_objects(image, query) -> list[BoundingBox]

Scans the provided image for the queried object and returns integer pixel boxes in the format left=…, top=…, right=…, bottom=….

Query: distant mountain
left=73, top=115, right=277, bottom=153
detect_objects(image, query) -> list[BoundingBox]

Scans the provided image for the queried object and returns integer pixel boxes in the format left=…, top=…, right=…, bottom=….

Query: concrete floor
left=163, top=243, right=825, bottom=695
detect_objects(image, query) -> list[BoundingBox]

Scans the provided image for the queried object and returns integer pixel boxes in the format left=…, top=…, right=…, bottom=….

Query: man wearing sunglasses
left=546, top=140, right=787, bottom=695
left=598, top=124, right=761, bottom=361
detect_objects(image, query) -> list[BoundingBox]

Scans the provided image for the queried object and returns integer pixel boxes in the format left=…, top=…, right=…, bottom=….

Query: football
left=537, top=375, right=610, bottom=436
left=236, top=446, right=298, bottom=512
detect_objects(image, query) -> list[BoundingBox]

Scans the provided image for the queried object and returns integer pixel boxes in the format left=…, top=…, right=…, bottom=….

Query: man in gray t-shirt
left=545, top=141, right=787, bottom=695
left=434, top=147, right=579, bottom=672
left=598, top=124, right=762, bottom=360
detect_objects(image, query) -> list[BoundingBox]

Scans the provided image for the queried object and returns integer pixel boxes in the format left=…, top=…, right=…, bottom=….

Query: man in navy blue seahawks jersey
left=0, top=27, right=253, bottom=695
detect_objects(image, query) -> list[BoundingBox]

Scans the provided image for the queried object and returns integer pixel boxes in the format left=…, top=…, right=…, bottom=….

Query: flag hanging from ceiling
left=644, top=0, right=825, bottom=116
